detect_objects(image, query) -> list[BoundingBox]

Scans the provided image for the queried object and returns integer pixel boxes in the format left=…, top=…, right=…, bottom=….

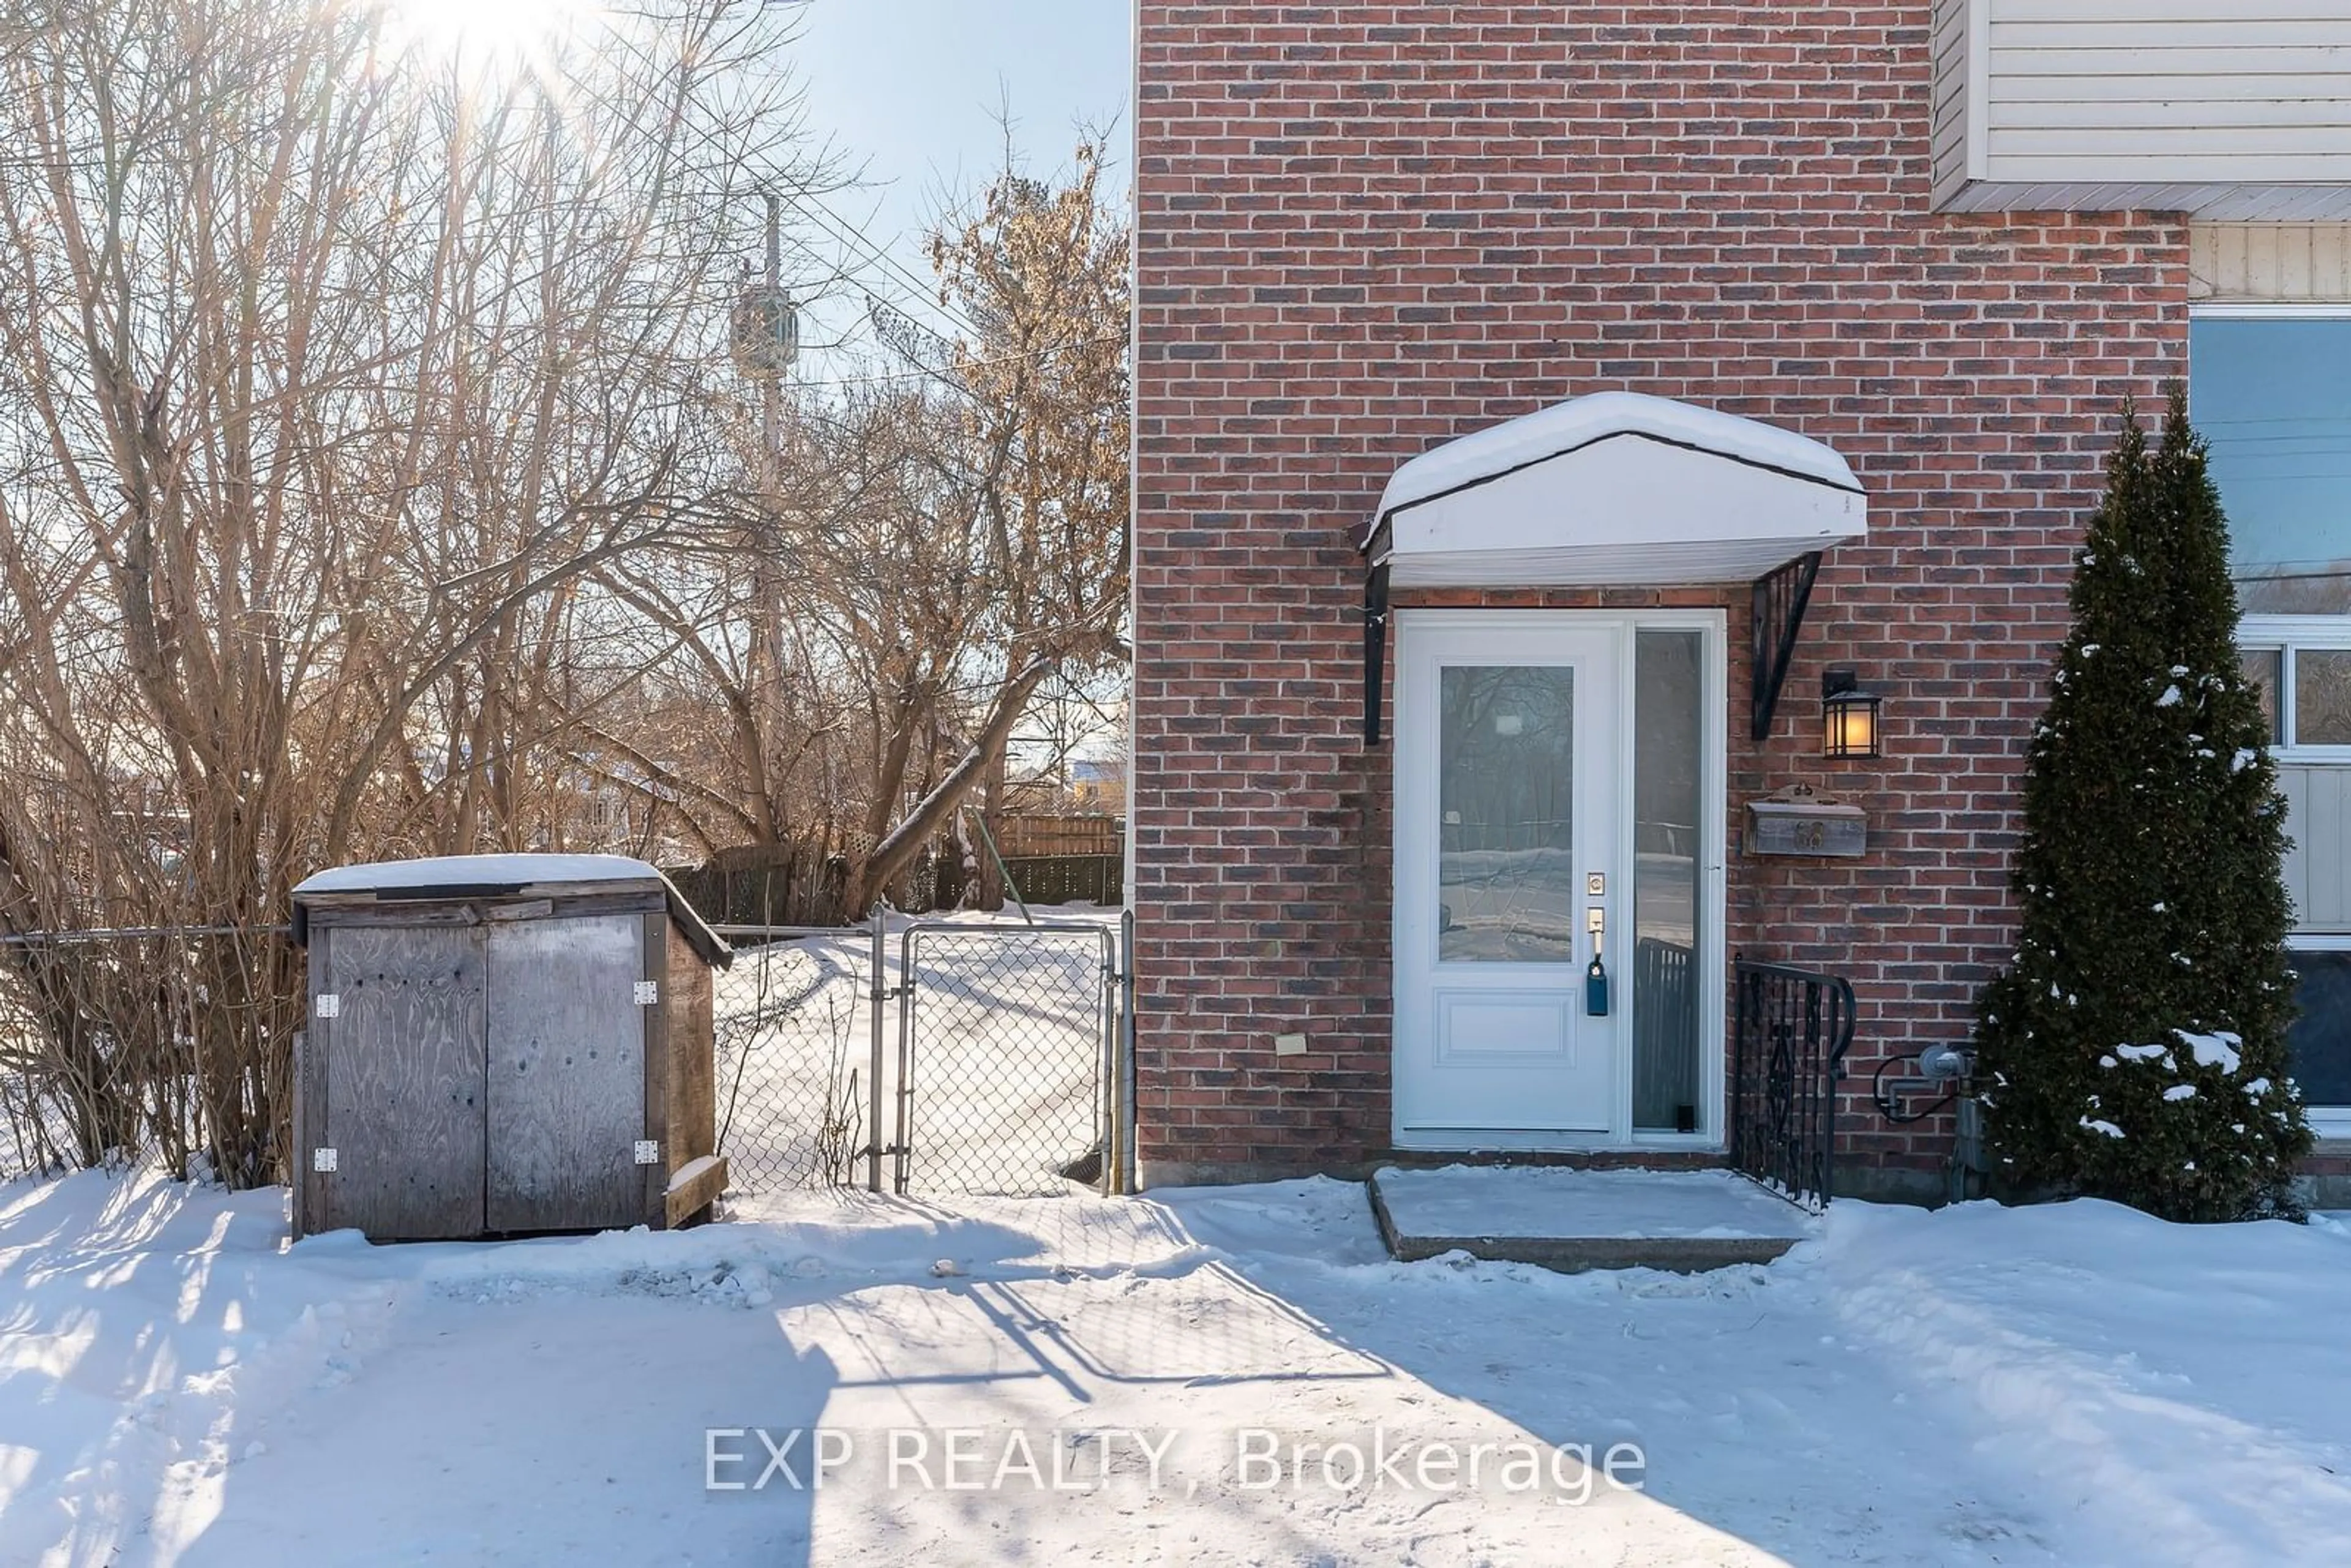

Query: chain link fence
left=710, top=913, right=1128, bottom=1202
left=893, top=923, right=1117, bottom=1196
left=0, top=1060, right=80, bottom=1181
left=1, top=925, right=296, bottom=1185
left=710, top=925, right=881, bottom=1195
left=2, top=912, right=1131, bottom=1204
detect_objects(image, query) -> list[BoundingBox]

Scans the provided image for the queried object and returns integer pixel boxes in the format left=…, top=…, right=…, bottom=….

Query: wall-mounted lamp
left=1822, top=668, right=1881, bottom=760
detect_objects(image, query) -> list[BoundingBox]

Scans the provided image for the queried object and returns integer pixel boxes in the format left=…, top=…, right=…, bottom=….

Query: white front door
left=1393, top=615, right=1627, bottom=1142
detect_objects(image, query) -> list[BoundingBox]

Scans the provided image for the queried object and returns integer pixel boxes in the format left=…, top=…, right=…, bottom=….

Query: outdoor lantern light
left=1821, top=668, right=1881, bottom=759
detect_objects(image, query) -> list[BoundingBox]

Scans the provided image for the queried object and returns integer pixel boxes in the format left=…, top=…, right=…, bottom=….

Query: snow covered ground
left=4, top=1168, right=2349, bottom=1566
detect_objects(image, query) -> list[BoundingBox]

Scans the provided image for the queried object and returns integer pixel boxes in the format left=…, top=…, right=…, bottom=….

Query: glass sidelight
left=1633, top=630, right=1704, bottom=1133
left=1436, top=664, right=1577, bottom=963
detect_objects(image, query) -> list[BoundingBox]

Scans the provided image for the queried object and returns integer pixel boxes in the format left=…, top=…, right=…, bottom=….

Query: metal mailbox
left=1746, top=784, right=1866, bottom=858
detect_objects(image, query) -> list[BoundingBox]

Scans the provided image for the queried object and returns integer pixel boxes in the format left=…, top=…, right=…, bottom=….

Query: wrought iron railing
left=1730, top=956, right=1858, bottom=1210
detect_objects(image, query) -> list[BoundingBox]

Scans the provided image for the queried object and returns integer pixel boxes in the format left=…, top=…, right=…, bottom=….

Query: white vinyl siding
left=1930, top=0, right=1978, bottom=204
left=2281, top=765, right=2351, bottom=931
left=2191, top=223, right=2351, bottom=301
left=1934, top=2, right=2351, bottom=218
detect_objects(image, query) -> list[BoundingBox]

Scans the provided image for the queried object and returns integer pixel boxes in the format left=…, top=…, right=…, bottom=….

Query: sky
left=786, top=0, right=1132, bottom=369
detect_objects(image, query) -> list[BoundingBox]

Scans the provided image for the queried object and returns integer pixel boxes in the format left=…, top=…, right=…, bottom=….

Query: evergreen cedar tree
left=1974, top=391, right=2313, bottom=1222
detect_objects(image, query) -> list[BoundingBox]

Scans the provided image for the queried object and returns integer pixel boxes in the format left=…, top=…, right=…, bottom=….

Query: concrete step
left=1368, top=1164, right=1817, bottom=1274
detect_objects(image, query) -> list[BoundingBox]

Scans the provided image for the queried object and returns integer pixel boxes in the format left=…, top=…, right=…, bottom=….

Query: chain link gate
left=710, top=914, right=1130, bottom=1202
left=891, top=921, right=1120, bottom=1196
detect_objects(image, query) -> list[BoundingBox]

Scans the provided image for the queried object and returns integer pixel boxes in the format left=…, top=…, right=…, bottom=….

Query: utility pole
left=760, top=190, right=782, bottom=488
left=730, top=189, right=798, bottom=842
left=756, top=194, right=785, bottom=836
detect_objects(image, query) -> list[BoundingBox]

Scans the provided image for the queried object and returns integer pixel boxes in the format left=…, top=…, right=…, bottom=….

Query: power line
left=2194, top=415, right=2351, bottom=429
left=784, top=189, right=978, bottom=340
left=647, top=96, right=983, bottom=347
left=787, top=330, right=1124, bottom=391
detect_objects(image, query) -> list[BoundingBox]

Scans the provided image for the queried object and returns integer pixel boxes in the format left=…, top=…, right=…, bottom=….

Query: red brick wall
left=1131, top=2, right=2191, bottom=1184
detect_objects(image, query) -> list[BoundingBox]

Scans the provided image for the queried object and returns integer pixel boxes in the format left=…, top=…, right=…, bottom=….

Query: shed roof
left=291, top=853, right=730, bottom=967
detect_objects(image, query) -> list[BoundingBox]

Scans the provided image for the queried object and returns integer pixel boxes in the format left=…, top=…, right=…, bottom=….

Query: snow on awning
left=1360, top=392, right=1866, bottom=587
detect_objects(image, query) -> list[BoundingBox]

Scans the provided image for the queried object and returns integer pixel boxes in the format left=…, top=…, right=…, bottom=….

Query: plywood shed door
left=484, top=913, right=647, bottom=1231
left=322, top=925, right=489, bottom=1239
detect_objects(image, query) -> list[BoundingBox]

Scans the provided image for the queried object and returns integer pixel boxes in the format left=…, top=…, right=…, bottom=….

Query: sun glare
left=383, top=0, right=594, bottom=67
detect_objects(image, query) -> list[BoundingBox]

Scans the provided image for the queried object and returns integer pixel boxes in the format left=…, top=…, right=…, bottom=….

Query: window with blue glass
left=2191, top=314, right=2351, bottom=617
left=2287, top=950, right=2351, bottom=1111
left=2195, top=311, right=2351, bottom=1127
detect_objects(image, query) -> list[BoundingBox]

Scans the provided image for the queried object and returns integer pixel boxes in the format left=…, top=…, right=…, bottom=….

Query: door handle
left=1584, top=904, right=1609, bottom=1016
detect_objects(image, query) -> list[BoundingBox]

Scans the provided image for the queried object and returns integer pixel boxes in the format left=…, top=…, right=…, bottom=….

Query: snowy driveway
left=3, top=1171, right=2349, bottom=1566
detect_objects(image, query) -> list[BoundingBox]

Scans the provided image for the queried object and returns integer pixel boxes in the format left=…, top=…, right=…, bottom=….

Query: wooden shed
left=288, top=853, right=732, bottom=1241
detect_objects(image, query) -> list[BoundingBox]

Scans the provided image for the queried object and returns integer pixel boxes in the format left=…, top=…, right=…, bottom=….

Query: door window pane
left=2295, top=649, right=2351, bottom=745
left=1438, top=666, right=1575, bottom=962
left=2191, top=316, right=2351, bottom=615
left=1633, top=631, right=1703, bottom=1131
left=2286, top=950, right=2351, bottom=1107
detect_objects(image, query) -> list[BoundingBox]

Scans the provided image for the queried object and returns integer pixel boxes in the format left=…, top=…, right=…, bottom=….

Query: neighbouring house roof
left=1359, top=391, right=1867, bottom=587
left=291, top=852, right=730, bottom=967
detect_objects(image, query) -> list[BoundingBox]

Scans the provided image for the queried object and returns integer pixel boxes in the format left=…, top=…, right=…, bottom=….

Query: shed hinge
left=312, top=1147, right=339, bottom=1172
left=633, top=980, right=659, bottom=1006
left=314, top=993, right=340, bottom=1019
left=633, top=1139, right=661, bottom=1165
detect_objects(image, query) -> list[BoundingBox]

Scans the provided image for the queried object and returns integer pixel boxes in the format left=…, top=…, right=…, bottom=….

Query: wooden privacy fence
left=667, top=840, right=858, bottom=929
left=991, top=814, right=1122, bottom=858
left=671, top=815, right=1125, bottom=926
left=986, top=814, right=1124, bottom=909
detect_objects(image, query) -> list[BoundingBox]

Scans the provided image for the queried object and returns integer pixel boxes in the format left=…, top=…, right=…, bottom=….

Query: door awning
left=1354, top=394, right=1868, bottom=746
left=1358, top=391, right=1865, bottom=587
